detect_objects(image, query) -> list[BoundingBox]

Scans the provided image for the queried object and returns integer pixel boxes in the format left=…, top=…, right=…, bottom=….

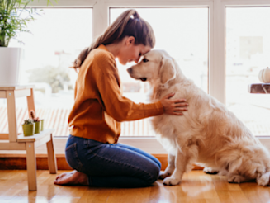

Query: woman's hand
left=160, top=92, right=188, bottom=115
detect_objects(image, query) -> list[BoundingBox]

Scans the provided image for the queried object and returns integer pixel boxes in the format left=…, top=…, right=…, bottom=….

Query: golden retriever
left=127, top=49, right=270, bottom=186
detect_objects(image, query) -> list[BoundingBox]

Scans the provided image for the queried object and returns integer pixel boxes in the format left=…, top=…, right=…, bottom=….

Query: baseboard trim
left=0, top=153, right=204, bottom=171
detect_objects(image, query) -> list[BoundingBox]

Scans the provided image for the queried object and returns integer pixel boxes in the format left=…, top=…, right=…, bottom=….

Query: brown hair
left=71, top=9, right=155, bottom=71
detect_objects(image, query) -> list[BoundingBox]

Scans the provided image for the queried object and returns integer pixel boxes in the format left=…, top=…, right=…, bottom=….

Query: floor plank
left=0, top=170, right=270, bottom=203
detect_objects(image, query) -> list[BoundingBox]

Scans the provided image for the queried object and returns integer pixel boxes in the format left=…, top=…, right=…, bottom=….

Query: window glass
left=0, top=9, right=92, bottom=136
left=226, top=7, right=270, bottom=136
left=110, top=8, right=208, bottom=136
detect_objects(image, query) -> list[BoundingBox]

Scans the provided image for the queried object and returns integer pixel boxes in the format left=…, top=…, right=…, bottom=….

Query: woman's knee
left=143, top=162, right=160, bottom=184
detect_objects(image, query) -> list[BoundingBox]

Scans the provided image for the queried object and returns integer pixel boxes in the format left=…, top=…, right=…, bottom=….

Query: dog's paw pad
left=163, top=177, right=181, bottom=186
left=158, top=171, right=171, bottom=180
left=203, top=167, right=219, bottom=174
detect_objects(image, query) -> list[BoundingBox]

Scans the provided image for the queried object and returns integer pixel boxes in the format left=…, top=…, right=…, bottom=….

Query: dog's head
left=127, top=49, right=177, bottom=86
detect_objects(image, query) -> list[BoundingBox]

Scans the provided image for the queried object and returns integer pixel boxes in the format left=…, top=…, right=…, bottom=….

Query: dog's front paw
left=203, top=167, right=220, bottom=174
left=163, top=177, right=181, bottom=186
left=257, top=172, right=270, bottom=186
left=158, top=171, right=172, bottom=180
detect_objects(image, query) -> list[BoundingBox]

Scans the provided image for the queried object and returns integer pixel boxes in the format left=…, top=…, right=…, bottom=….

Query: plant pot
left=40, top=119, right=44, bottom=131
left=0, top=47, right=21, bottom=86
left=22, top=123, right=35, bottom=136
left=34, top=121, right=41, bottom=134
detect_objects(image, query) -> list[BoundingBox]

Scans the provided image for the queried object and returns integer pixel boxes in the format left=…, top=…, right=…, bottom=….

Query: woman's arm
left=92, top=54, right=187, bottom=121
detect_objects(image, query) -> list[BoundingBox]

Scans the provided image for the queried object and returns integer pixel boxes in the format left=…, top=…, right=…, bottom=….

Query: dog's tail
left=216, top=141, right=270, bottom=185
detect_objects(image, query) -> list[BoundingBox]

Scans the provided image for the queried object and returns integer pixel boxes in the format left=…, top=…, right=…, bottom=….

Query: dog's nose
left=127, top=68, right=133, bottom=74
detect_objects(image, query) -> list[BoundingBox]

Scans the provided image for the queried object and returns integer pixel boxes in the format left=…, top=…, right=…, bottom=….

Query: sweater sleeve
left=92, top=52, right=163, bottom=122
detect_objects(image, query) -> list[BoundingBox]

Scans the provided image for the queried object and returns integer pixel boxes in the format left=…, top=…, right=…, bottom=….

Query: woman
left=54, top=9, right=188, bottom=187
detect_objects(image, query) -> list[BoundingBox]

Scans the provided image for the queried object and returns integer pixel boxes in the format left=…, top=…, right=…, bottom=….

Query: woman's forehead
left=139, top=45, right=151, bottom=55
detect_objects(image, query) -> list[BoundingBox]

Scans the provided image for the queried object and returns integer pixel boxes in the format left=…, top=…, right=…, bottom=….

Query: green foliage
left=0, top=0, right=57, bottom=47
left=23, top=119, right=34, bottom=125
left=27, top=66, right=71, bottom=93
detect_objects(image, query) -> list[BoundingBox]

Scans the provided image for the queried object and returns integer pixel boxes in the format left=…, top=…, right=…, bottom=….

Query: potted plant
left=0, top=0, right=56, bottom=86
left=30, top=110, right=42, bottom=134
left=22, top=119, right=35, bottom=136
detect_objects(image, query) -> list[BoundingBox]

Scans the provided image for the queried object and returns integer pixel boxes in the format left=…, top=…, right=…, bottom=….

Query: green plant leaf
left=0, top=0, right=58, bottom=47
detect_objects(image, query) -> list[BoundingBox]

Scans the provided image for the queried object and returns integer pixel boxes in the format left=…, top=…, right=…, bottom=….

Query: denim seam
left=95, top=153, right=157, bottom=182
left=65, top=143, right=76, bottom=151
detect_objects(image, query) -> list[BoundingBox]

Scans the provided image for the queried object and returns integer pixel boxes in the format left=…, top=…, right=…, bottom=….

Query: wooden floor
left=0, top=170, right=270, bottom=203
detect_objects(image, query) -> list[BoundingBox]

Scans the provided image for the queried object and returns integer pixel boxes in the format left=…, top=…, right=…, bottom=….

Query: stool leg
left=46, top=133, right=58, bottom=174
left=26, top=142, right=37, bottom=191
left=7, top=91, right=17, bottom=143
left=27, top=87, right=35, bottom=116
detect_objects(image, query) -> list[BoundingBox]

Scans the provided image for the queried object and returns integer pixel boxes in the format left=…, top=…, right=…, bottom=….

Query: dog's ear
left=160, top=55, right=176, bottom=84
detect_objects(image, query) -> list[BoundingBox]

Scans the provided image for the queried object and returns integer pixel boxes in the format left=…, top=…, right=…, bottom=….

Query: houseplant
left=22, top=119, right=35, bottom=136
left=30, top=110, right=42, bottom=134
left=0, top=0, right=56, bottom=86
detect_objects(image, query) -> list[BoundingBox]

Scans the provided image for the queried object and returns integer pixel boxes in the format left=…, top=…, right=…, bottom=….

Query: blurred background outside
left=1, top=7, right=269, bottom=136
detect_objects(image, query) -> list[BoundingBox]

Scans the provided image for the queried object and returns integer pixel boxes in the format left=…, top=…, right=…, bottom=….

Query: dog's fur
left=127, top=49, right=270, bottom=186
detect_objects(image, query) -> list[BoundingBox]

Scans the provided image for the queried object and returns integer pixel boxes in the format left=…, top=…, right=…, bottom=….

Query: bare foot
left=54, top=170, right=89, bottom=186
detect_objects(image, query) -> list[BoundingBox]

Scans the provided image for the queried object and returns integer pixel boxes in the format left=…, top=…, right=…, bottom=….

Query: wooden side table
left=0, top=85, right=57, bottom=191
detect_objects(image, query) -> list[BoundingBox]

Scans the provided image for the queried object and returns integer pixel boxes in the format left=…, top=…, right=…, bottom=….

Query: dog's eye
left=143, top=59, right=149, bottom=63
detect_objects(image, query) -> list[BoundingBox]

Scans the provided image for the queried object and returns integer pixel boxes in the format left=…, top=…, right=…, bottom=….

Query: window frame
left=24, top=0, right=270, bottom=155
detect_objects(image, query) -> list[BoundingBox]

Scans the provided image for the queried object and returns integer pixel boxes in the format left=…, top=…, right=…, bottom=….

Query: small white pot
left=0, top=47, right=21, bottom=86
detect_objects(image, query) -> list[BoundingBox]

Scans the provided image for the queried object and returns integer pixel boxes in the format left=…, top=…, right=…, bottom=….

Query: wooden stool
left=0, top=85, right=57, bottom=191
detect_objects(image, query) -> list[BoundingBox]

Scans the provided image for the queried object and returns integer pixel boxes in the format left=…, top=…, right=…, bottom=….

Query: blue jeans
left=65, top=134, right=161, bottom=188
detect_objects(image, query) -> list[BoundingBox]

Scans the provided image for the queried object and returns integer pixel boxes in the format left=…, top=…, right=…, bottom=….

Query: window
left=1, top=8, right=92, bottom=136
left=2, top=0, right=269, bottom=154
left=110, top=8, right=209, bottom=136
left=226, top=7, right=270, bottom=136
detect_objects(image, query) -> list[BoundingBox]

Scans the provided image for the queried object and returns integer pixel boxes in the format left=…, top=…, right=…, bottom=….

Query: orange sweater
left=68, top=44, right=163, bottom=144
